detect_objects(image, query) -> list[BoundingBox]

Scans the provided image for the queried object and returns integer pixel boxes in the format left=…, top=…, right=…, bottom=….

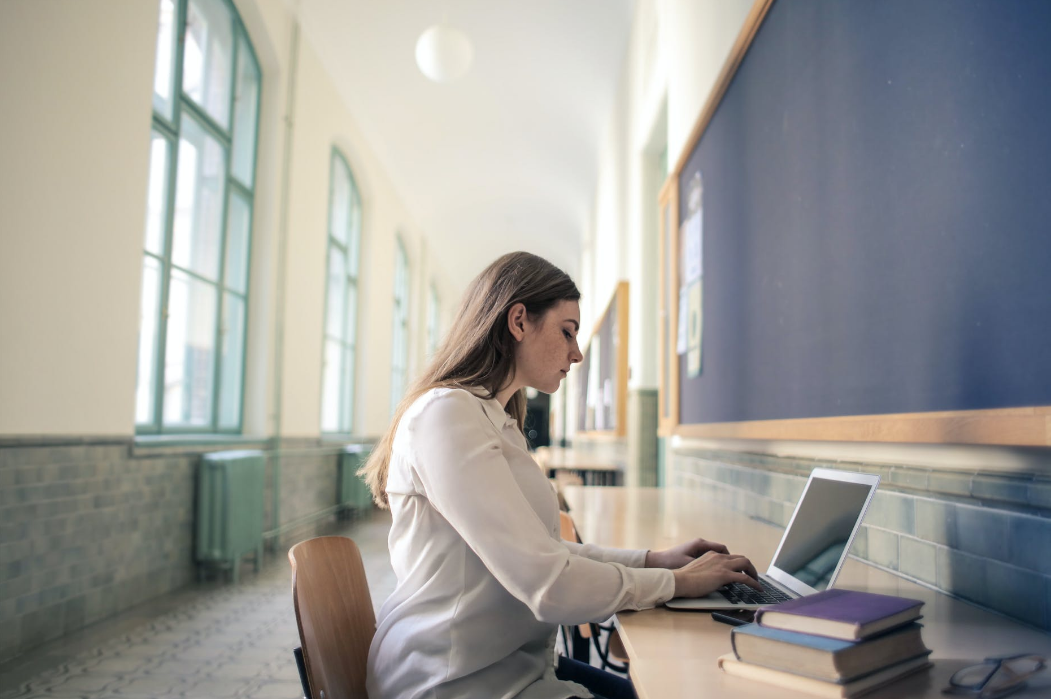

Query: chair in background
left=558, top=512, right=630, bottom=673
left=289, top=536, right=376, bottom=699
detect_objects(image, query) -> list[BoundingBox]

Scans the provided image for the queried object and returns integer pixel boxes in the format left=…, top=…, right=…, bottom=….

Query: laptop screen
left=767, top=470, right=878, bottom=594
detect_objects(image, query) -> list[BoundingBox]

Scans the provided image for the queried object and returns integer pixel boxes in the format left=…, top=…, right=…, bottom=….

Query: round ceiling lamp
left=415, top=24, right=474, bottom=83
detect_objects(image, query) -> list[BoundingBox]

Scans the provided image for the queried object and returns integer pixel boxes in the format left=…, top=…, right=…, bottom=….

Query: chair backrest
left=289, top=536, right=376, bottom=699
left=559, top=511, right=582, bottom=544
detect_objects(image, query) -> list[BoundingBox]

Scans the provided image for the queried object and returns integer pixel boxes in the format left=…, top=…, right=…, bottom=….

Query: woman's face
left=515, top=300, right=584, bottom=394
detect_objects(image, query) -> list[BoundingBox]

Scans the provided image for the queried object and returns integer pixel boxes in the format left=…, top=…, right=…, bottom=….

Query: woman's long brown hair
left=359, top=251, right=580, bottom=507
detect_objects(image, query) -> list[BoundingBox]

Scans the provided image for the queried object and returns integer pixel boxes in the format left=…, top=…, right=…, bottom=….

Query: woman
left=361, top=252, right=760, bottom=699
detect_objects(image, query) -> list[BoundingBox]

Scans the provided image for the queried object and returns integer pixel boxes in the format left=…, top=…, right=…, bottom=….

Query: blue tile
left=915, top=498, right=958, bottom=547
left=984, top=561, right=1048, bottom=630
left=899, top=537, right=937, bottom=586
left=849, top=526, right=869, bottom=559
left=937, top=547, right=988, bottom=606
left=954, top=504, right=1013, bottom=565
left=1008, top=514, right=1051, bottom=576
left=866, top=527, right=899, bottom=570
left=971, top=474, right=1032, bottom=508
left=865, top=491, right=916, bottom=535
left=1029, top=479, right=1051, bottom=510
left=928, top=471, right=974, bottom=498
left=889, top=467, right=929, bottom=490
left=1045, top=578, right=1051, bottom=632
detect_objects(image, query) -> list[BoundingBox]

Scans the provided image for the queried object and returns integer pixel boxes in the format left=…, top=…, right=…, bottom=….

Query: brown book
left=718, top=653, right=932, bottom=698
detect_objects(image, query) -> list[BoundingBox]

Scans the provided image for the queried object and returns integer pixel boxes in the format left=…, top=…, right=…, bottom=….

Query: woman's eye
left=563, top=330, right=572, bottom=340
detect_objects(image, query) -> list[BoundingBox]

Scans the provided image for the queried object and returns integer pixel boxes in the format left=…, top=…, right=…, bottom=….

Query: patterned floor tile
left=0, top=513, right=396, bottom=699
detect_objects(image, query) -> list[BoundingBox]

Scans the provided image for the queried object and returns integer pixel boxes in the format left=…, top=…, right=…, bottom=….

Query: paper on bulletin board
left=676, top=286, right=688, bottom=355
left=687, top=279, right=703, bottom=377
left=683, top=210, right=703, bottom=284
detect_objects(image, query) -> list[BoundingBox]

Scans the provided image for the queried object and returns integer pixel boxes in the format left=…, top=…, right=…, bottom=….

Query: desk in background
left=533, top=447, right=621, bottom=486
left=562, top=486, right=1051, bottom=699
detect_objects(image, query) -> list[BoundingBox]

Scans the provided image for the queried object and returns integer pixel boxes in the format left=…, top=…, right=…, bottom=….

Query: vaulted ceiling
left=291, top=0, right=635, bottom=285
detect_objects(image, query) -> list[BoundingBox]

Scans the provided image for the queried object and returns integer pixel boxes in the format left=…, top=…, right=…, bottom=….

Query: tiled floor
left=0, top=511, right=396, bottom=699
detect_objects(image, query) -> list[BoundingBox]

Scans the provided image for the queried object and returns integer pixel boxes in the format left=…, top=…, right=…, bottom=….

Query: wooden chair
left=289, top=536, right=376, bottom=699
left=558, top=512, right=630, bottom=672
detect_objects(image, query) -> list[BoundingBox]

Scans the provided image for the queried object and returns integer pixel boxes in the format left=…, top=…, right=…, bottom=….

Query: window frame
left=136, top=0, right=262, bottom=436
left=320, top=148, right=364, bottom=436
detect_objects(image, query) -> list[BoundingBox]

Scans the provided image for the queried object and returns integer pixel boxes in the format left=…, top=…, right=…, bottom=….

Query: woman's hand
left=671, top=551, right=762, bottom=598
left=645, top=538, right=730, bottom=569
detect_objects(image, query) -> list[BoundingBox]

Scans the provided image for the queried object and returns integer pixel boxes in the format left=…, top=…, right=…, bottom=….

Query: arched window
left=321, top=150, right=363, bottom=434
left=136, top=0, right=261, bottom=434
left=390, top=238, right=410, bottom=416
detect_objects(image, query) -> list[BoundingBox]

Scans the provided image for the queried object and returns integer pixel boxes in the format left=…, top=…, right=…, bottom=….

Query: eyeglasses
left=943, top=654, right=1046, bottom=699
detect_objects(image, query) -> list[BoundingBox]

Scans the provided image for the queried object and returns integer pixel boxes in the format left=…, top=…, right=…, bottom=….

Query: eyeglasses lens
left=952, top=663, right=999, bottom=689
left=985, top=656, right=1046, bottom=695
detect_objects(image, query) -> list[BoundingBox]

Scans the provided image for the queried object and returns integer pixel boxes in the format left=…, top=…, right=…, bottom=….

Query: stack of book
left=718, top=589, right=933, bottom=698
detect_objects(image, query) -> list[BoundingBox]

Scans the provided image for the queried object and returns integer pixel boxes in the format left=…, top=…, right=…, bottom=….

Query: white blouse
left=366, top=388, right=676, bottom=699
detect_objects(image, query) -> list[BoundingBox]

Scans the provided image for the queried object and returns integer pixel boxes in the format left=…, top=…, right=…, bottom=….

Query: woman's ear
left=507, top=302, right=527, bottom=341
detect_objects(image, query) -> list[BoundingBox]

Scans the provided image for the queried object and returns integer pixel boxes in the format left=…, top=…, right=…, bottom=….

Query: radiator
left=196, top=449, right=266, bottom=583
left=338, top=445, right=374, bottom=515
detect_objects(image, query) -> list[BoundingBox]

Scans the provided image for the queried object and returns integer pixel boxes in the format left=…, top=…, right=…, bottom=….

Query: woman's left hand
left=645, top=539, right=731, bottom=569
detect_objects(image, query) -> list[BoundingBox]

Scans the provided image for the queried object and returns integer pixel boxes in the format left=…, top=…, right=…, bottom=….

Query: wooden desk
left=534, top=448, right=621, bottom=486
left=562, top=486, right=1051, bottom=699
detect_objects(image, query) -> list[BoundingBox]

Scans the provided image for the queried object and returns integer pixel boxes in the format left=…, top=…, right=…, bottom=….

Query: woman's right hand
left=671, top=551, right=762, bottom=598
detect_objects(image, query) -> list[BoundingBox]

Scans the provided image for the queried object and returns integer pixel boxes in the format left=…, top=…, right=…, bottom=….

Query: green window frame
left=321, top=150, right=363, bottom=434
left=135, top=0, right=261, bottom=435
left=390, top=237, right=410, bottom=416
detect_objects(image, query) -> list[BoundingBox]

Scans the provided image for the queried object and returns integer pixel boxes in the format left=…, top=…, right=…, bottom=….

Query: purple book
left=755, top=589, right=924, bottom=641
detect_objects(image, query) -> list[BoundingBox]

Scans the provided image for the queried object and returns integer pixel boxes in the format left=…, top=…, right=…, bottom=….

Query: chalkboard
left=670, top=0, right=1051, bottom=444
left=576, top=282, right=629, bottom=435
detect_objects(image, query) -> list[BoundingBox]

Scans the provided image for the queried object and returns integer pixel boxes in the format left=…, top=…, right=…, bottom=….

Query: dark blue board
left=679, top=0, right=1051, bottom=426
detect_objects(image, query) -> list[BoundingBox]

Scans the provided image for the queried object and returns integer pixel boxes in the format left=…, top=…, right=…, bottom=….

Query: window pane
left=183, top=0, right=234, bottom=129
left=342, top=345, right=355, bottom=432
left=330, top=158, right=351, bottom=247
left=348, top=191, right=362, bottom=275
left=217, top=292, right=245, bottom=429
left=345, top=281, right=358, bottom=349
left=152, top=0, right=178, bottom=120
left=326, top=250, right=347, bottom=340
left=230, top=35, right=260, bottom=186
left=164, top=269, right=218, bottom=427
left=135, top=256, right=163, bottom=425
left=224, top=190, right=250, bottom=293
left=144, top=132, right=171, bottom=255
left=173, top=114, right=226, bottom=280
left=321, top=338, right=343, bottom=433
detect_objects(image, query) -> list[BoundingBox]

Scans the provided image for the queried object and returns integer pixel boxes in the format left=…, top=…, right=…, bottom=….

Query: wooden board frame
left=578, top=281, right=630, bottom=439
left=657, top=177, right=679, bottom=437
left=658, top=0, right=1051, bottom=448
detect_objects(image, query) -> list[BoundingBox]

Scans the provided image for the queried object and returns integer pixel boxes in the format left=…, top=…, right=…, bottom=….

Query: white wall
left=574, top=0, right=753, bottom=402
left=0, top=0, right=157, bottom=436
left=0, top=0, right=456, bottom=439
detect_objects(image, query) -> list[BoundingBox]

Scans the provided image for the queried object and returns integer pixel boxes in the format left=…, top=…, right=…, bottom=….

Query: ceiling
left=291, top=0, right=635, bottom=289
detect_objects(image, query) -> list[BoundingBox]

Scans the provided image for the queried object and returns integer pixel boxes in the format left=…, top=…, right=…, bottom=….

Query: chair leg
left=571, top=625, right=590, bottom=663
left=293, top=646, right=312, bottom=699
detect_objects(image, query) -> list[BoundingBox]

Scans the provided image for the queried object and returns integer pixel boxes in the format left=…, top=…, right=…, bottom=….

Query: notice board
left=660, top=0, right=1051, bottom=446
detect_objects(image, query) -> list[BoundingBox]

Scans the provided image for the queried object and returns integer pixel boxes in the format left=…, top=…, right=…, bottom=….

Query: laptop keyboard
left=718, top=579, right=792, bottom=605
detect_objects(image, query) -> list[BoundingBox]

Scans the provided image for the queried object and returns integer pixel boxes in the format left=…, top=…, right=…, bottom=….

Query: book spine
left=730, top=628, right=741, bottom=661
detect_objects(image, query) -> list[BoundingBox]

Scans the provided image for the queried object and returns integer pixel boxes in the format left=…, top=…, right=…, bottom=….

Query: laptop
left=665, top=467, right=880, bottom=611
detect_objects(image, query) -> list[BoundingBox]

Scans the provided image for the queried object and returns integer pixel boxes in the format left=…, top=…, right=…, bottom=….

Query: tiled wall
left=0, top=437, right=370, bottom=663
left=626, top=390, right=659, bottom=487
left=670, top=445, right=1051, bottom=631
